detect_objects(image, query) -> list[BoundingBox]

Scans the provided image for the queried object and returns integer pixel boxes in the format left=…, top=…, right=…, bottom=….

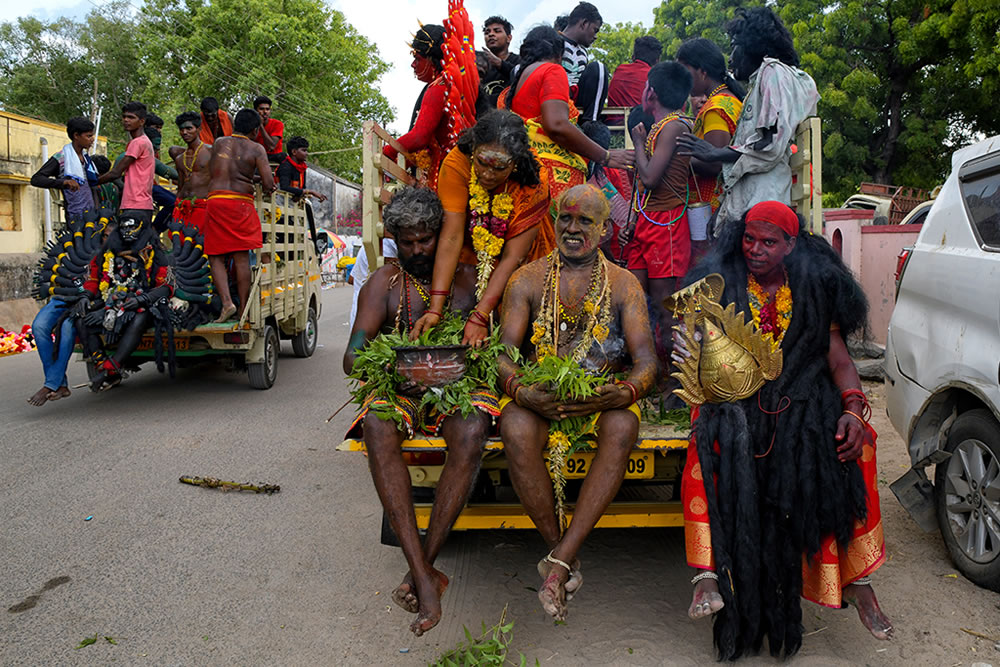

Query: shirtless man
left=343, top=187, right=493, bottom=637
left=498, top=184, right=657, bottom=621
left=168, top=111, right=213, bottom=232
left=204, top=108, right=275, bottom=322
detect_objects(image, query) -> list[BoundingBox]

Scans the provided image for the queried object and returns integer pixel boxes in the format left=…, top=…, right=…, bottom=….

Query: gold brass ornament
left=665, top=274, right=783, bottom=405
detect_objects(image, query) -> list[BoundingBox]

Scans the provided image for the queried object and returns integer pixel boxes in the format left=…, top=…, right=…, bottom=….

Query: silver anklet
left=853, top=576, right=872, bottom=586
left=691, top=571, right=719, bottom=585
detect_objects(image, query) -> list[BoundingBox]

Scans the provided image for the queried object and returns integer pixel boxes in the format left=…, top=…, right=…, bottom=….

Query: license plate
left=558, top=451, right=653, bottom=479
left=136, top=336, right=190, bottom=351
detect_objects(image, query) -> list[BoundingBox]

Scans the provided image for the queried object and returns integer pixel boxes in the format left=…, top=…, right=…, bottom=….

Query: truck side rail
left=360, top=120, right=425, bottom=273
left=791, top=116, right=823, bottom=234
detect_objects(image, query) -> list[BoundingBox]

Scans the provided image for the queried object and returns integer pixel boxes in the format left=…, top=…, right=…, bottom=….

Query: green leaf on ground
left=74, top=634, right=99, bottom=649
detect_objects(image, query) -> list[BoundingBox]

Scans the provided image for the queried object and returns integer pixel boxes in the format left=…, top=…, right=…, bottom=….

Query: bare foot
left=688, top=577, right=725, bottom=619
left=843, top=583, right=893, bottom=639
left=538, top=557, right=582, bottom=600
left=27, top=387, right=54, bottom=406
left=409, top=568, right=448, bottom=637
left=214, top=304, right=237, bottom=323
left=392, top=572, right=419, bottom=613
left=47, top=386, right=71, bottom=401
left=537, top=558, right=570, bottom=621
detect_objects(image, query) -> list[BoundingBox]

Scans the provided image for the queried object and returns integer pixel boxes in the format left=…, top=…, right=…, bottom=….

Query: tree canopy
left=593, top=0, right=1000, bottom=203
left=0, top=0, right=391, bottom=179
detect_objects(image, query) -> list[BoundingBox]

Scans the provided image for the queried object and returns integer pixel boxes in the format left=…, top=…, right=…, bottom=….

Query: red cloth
left=624, top=204, right=691, bottom=279
left=507, top=63, right=571, bottom=119
left=607, top=60, right=650, bottom=108
left=384, top=79, right=449, bottom=161
left=172, top=198, right=208, bottom=233
left=281, top=155, right=307, bottom=189
left=204, top=190, right=261, bottom=255
left=747, top=200, right=800, bottom=237
left=255, top=118, right=284, bottom=153
left=199, top=110, right=232, bottom=144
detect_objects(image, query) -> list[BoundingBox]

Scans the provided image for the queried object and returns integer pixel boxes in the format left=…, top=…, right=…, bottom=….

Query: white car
left=885, top=135, right=1000, bottom=591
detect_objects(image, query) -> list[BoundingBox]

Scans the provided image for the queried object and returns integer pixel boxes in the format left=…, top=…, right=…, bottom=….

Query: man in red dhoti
left=169, top=111, right=213, bottom=234
left=671, top=201, right=892, bottom=660
left=204, top=109, right=275, bottom=322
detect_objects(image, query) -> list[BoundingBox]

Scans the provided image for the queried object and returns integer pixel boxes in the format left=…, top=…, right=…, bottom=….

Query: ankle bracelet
left=691, top=570, right=719, bottom=585
left=853, top=575, right=872, bottom=586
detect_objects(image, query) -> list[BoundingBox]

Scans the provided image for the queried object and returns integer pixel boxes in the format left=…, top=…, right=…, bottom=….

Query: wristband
left=468, top=310, right=489, bottom=327
left=430, top=290, right=450, bottom=296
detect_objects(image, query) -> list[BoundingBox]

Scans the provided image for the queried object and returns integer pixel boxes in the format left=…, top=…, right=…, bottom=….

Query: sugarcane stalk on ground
left=179, top=475, right=280, bottom=494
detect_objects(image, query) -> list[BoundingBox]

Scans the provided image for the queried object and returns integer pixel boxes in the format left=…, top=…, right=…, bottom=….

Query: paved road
left=2, top=286, right=997, bottom=665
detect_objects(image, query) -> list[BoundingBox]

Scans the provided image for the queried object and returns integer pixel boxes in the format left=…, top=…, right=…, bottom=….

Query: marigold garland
left=747, top=269, right=793, bottom=346
left=467, top=165, right=514, bottom=299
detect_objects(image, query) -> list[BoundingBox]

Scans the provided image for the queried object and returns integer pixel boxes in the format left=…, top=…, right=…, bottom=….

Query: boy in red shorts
left=625, top=61, right=693, bottom=371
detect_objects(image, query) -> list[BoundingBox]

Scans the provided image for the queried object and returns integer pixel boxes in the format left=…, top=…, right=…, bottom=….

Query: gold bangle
left=514, top=386, right=524, bottom=407
left=843, top=410, right=866, bottom=425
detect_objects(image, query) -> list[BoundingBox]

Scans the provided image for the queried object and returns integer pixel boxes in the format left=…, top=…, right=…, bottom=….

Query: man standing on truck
left=496, top=184, right=657, bottom=622
left=169, top=111, right=213, bottom=232
left=343, top=186, right=494, bottom=638
left=97, top=102, right=155, bottom=232
left=677, top=7, right=818, bottom=237
left=204, top=109, right=275, bottom=322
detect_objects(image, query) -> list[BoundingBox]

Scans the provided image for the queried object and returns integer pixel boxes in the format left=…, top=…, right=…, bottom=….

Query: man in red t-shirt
left=608, top=36, right=662, bottom=108
left=253, top=95, right=285, bottom=163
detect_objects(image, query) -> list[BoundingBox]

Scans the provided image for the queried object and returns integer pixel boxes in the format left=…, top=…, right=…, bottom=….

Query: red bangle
left=430, top=289, right=450, bottom=296
left=617, top=380, right=638, bottom=404
left=468, top=310, right=489, bottom=327
left=841, top=388, right=871, bottom=420
left=504, top=374, right=521, bottom=397
left=425, top=310, right=442, bottom=318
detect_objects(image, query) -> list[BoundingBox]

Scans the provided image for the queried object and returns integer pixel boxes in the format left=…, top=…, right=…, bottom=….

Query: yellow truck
left=344, top=116, right=820, bottom=543
left=82, top=188, right=324, bottom=390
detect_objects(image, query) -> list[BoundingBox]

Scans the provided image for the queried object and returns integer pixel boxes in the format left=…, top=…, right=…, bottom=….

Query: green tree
left=139, top=0, right=391, bottom=178
left=649, top=0, right=1000, bottom=203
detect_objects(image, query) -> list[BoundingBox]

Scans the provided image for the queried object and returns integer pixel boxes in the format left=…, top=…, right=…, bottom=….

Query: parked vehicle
left=885, top=135, right=1000, bottom=592
left=843, top=182, right=930, bottom=225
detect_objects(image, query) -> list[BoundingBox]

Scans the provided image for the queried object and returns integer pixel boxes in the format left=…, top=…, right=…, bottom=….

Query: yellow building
left=0, top=110, right=107, bottom=254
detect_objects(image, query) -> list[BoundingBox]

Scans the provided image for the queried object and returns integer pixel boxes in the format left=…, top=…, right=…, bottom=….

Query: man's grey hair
left=382, top=186, right=444, bottom=238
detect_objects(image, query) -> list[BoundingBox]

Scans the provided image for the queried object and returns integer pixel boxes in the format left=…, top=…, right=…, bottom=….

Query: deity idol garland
left=467, top=165, right=514, bottom=299
left=524, top=250, right=614, bottom=533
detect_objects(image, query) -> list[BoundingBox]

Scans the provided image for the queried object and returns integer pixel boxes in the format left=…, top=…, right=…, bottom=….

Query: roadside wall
left=0, top=111, right=107, bottom=255
left=823, top=208, right=921, bottom=345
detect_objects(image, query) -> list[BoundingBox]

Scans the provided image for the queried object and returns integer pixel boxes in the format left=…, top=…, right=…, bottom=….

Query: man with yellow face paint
left=496, top=184, right=657, bottom=622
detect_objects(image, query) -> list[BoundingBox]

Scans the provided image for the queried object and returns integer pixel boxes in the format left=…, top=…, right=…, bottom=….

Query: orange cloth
left=682, top=407, right=885, bottom=608
left=437, top=148, right=554, bottom=266
left=204, top=190, right=260, bottom=255
left=199, top=110, right=233, bottom=145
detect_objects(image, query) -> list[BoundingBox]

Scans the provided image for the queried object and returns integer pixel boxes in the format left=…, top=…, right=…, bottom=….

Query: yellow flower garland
left=467, top=164, right=515, bottom=300
left=747, top=271, right=793, bottom=346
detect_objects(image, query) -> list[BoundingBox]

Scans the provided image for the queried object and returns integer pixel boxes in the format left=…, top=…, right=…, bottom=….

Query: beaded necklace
left=530, top=252, right=612, bottom=362
left=393, top=269, right=433, bottom=334
left=708, top=83, right=728, bottom=99
left=183, top=142, right=203, bottom=172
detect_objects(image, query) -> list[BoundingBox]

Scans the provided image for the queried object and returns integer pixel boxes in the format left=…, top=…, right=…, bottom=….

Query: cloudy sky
left=2, top=0, right=659, bottom=133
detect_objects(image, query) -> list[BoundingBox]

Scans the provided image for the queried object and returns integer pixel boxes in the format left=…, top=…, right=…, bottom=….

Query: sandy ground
left=1, top=285, right=998, bottom=665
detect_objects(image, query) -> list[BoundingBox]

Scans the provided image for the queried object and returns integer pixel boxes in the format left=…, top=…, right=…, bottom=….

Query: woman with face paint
left=383, top=24, right=451, bottom=189
left=409, top=110, right=553, bottom=346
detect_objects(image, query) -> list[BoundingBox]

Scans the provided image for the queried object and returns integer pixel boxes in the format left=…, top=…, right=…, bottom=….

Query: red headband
left=746, top=201, right=799, bottom=238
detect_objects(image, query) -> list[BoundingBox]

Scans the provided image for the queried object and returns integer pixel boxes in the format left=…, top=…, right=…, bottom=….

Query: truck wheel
left=291, top=306, right=318, bottom=358
left=935, top=408, right=1000, bottom=592
left=247, top=324, right=278, bottom=390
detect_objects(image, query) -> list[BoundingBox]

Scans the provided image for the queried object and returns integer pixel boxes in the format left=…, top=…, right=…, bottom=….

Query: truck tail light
left=223, top=331, right=250, bottom=344
left=402, top=451, right=446, bottom=466
left=894, top=246, right=912, bottom=298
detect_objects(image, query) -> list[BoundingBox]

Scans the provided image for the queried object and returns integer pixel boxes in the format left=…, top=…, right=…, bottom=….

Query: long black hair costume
left=684, top=216, right=869, bottom=660
left=33, top=210, right=216, bottom=387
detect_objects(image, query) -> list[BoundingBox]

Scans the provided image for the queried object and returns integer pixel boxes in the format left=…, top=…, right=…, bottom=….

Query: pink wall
left=822, top=209, right=921, bottom=345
